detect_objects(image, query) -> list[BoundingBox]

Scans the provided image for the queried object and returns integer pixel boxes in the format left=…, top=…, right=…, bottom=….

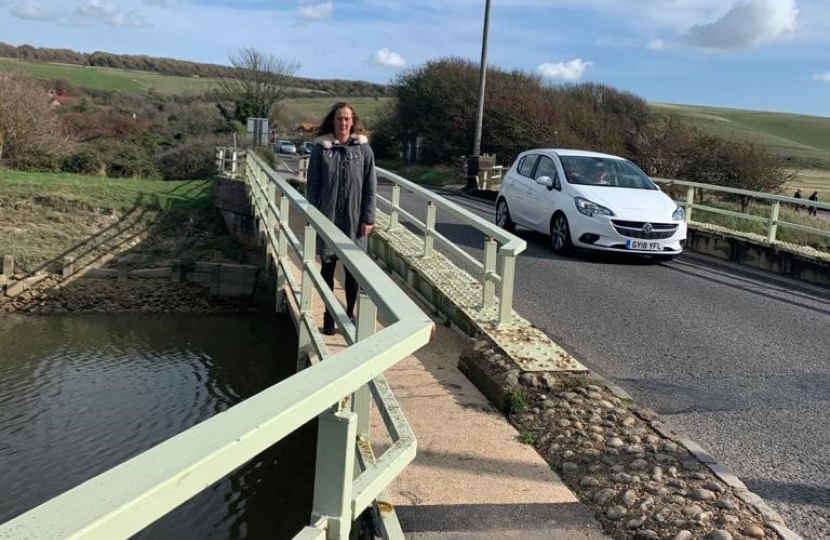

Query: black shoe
left=323, top=325, right=336, bottom=336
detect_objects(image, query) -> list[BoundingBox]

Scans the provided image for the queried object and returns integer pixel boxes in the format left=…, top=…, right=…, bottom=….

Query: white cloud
left=813, top=72, right=830, bottom=82
left=141, top=0, right=180, bottom=5
left=648, top=38, right=665, bottom=50
left=73, top=0, right=149, bottom=27
left=368, top=47, right=406, bottom=68
left=682, top=0, right=798, bottom=49
left=537, top=59, right=593, bottom=81
left=295, top=2, right=332, bottom=21
left=11, top=0, right=59, bottom=21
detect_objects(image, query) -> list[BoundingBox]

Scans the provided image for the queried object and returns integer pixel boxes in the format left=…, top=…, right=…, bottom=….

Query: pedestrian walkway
left=377, top=319, right=612, bottom=540
left=318, top=282, right=612, bottom=539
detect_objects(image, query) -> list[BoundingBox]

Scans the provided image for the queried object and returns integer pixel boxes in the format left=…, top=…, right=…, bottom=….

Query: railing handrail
left=0, top=148, right=433, bottom=540
left=653, top=177, right=830, bottom=210
left=653, top=177, right=830, bottom=247
left=375, top=167, right=526, bottom=324
left=377, top=167, right=525, bottom=255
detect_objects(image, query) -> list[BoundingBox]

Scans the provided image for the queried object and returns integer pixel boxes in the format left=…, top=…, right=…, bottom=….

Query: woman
left=306, top=102, right=377, bottom=335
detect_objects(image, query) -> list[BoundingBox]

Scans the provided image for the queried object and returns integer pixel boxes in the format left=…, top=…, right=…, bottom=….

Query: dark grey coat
left=306, top=133, right=377, bottom=262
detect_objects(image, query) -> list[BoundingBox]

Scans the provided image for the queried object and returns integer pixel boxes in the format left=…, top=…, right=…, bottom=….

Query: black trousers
left=321, top=259, right=358, bottom=328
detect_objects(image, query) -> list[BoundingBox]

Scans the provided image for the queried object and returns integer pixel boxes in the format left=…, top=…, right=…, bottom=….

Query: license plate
left=626, top=239, right=662, bottom=250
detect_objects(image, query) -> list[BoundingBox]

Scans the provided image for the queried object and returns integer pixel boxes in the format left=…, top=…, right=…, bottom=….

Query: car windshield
left=559, top=156, right=657, bottom=190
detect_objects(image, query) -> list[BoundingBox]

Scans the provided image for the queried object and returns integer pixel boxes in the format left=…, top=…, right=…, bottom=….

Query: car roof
left=522, top=148, right=627, bottom=161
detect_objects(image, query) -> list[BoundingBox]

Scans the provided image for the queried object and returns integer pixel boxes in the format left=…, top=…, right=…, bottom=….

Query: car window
left=615, top=161, right=658, bottom=189
left=517, top=155, right=539, bottom=178
left=534, top=156, right=559, bottom=182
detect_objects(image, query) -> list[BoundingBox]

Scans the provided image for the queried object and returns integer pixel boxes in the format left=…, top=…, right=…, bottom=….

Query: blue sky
left=2, top=0, right=830, bottom=117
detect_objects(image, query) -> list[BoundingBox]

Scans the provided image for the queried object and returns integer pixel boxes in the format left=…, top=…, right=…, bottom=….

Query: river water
left=0, top=312, right=316, bottom=539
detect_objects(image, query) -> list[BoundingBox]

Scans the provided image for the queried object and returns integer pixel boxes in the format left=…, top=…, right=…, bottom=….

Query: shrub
left=155, top=137, right=223, bottom=180
left=61, top=146, right=107, bottom=176
left=0, top=70, right=73, bottom=165
left=90, top=138, right=159, bottom=179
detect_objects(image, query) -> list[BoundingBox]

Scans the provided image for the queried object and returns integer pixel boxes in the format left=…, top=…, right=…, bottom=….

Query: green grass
left=282, top=96, right=392, bottom=124
left=503, top=389, right=528, bottom=414
left=650, top=102, right=830, bottom=167
left=0, top=58, right=218, bottom=95
left=0, top=169, right=238, bottom=273
left=518, top=432, right=538, bottom=445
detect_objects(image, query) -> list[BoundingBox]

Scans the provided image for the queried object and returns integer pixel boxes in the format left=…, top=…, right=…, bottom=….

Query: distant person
left=808, top=191, right=819, bottom=216
left=793, top=188, right=803, bottom=212
left=306, top=102, right=377, bottom=335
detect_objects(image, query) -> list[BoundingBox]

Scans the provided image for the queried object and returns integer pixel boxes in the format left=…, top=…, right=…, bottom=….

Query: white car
left=277, top=140, right=297, bottom=154
left=495, top=149, right=687, bottom=260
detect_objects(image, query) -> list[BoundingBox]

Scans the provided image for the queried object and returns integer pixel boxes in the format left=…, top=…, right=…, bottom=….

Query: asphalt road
left=387, top=184, right=830, bottom=540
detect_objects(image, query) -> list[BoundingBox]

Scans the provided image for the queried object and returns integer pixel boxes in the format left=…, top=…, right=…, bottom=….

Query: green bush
left=155, top=137, right=222, bottom=180
left=90, top=138, right=159, bottom=179
left=61, top=146, right=107, bottom=176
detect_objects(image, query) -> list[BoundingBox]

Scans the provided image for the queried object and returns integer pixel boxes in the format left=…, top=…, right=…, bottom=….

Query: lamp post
left=472, top=0, right=491, bottom=157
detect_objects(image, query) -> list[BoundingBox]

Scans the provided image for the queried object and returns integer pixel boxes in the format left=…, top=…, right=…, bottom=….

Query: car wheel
left=550, top=213, right=573, bottom=254
left=495, top=199, right=516, bottom=232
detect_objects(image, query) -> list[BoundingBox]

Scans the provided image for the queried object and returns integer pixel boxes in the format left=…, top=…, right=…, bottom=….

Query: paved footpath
left=358, top=318, right=614, bottom=540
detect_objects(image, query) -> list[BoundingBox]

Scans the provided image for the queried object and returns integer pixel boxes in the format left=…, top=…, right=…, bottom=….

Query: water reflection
left=0, top=312, right=315, bottom=539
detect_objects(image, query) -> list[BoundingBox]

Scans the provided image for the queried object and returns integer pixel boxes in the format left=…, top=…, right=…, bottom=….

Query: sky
left=1, top=0, right=830, bottom=117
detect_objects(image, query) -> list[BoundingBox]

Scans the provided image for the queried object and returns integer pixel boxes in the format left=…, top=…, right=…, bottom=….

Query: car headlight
left=672, top=206, right=685, bottom=221
left=575, top=197, right=614, bottom=217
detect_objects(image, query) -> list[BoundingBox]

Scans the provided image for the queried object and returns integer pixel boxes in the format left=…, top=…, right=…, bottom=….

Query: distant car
left=495, top=149, right=687, bottom=260
left=298, top=141, right=314, bottom=155
left=277, top=140, right=297, bottom=155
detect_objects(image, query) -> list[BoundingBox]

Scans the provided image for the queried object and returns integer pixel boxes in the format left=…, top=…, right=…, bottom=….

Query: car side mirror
left=537, top=175, right=560, bottom=190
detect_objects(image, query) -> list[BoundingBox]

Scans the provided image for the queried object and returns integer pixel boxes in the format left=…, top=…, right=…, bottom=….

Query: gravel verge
left=460, top=337, right=805, bottom=540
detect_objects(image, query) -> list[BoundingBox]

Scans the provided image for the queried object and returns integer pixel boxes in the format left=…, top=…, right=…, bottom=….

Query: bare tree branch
left=213, top=47, right=301, bottom=124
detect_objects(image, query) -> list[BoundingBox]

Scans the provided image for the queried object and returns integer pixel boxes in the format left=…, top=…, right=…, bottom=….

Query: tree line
left=0, top=41, right=393, bottom=98
left=0, top=49, right=797, bottom=198
left=371, top=58, right=795, bottom=198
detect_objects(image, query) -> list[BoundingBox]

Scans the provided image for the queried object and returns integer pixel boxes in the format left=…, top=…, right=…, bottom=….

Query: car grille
left=612, top=220, right=678, bottom=239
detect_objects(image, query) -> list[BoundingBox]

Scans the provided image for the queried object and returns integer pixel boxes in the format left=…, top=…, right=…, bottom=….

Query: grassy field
left=0, top=57, right=219, bottom=95
left=281, top=96, right=391, bottom=124
left=650, top=102, right=830, bottom=165
left=0, top=169, right=238, bottom=273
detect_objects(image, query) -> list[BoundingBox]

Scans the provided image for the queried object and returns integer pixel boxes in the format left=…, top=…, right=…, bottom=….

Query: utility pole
left=472, top=0, right=491, bottom=157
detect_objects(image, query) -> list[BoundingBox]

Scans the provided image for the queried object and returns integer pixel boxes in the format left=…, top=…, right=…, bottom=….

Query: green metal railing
left=376, top=168, right=526, bottom=324
left=0, top=148, right=433, bottom=540
left=654, top=177, right=830, bottom=248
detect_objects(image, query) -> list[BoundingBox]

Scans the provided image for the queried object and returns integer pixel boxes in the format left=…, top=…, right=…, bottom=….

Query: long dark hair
left=316, top=101, right=365, bottom=136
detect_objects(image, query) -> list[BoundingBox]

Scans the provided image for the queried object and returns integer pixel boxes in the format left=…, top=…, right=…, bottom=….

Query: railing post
left=353, top=293, right=377, bottom=439
left=298, top=155, right=309, bottom=183
left=311, top=408, right=357, bottom=540
left=275, top=196, right=290, bottom=311
left=265, top=181, right=277, bottom=271
left=389, top=185, right=401, bottom=232
left=297, top=225, right=316, bottom=371
left=498, top=251, right=516, bottom=325
left=482, top=238, right=497, bottom=309
left=684, top=186, right=695, bottom=222
left=423, top=202, right=436, bottom=258
left=231, top=150, right=238, bottom=178
left=767, top=200, right=780, bottom=243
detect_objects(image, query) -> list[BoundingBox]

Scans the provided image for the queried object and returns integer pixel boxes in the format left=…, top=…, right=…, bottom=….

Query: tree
left=213, top=47, right=300, bottom=126
left=0, top=71, right=72, bottom=166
